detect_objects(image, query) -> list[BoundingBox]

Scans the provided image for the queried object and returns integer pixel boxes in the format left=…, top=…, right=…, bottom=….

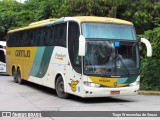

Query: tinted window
left=54, top=23, right=67, bottom=47
left=46, top=26, right=54, bottom=45
left=68, top=22, right=81, bottom=73
left=7, top=23, right=67, bottom=47
left=0, top=50, right=5, bottom=63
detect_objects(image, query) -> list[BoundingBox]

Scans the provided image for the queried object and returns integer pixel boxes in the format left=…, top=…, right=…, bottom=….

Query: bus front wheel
left=55, top=76, right=69, bottom=99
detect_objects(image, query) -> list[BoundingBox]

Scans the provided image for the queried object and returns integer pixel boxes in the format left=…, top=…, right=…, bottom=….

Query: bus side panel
left=41, top=46, right=68, bottom=88
left=6, top=47, right=37, bottom=80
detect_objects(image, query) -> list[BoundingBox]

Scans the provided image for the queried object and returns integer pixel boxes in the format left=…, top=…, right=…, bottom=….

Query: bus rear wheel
left=12, top=68, right=17, bottom=83
left=56, top=76, right=69, bottom=99
left=17, top=69, right=24, bottom=84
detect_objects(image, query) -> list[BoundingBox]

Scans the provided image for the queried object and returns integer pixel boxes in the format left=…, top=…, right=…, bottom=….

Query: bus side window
left=46, top=26, right=54, bottom=46
left=68, top=22, right=81, bottom=73
left=25, top=30, right=29, bottom=46
left=50, top=27, right=55, bottom=45
left=20, top=31, right=25, bottom=46
left=25, top=30, right=30, bottom=46
left=34, top=28, right=41, bottom=46
left=54, top=23, right=67, bottom=47
left=22, top=31, right=26, bottom=46
left=9, top=33, right=17, bottom=47
left=0, top=50, right=5, bottom=63
left=42, top=27, right=47, bottom=46
left=17, top=33, right=21, bottom=47
left=6, top=34, right=10, bottom=47
left=29, top=30, right=34, bottom=46
left=17, top=32, right=20, bottom=46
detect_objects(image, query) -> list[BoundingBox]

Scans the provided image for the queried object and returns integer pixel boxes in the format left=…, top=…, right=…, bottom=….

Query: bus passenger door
left=66, top=55, right=82, bottom=96
left=66, top=21, right=82, bottom=96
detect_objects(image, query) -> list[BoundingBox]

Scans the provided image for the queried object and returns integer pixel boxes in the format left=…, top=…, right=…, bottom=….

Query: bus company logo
left=15, top=50, right=30, bottom=58
left=99, top=78, right=110, bottom=83
left=2, top=112, right=11, bottom=117
left=69, top=80, right=79, bottom=92
left=55, top=53, right=66, bottom=60
left=114, top=82, right=118, bottom=87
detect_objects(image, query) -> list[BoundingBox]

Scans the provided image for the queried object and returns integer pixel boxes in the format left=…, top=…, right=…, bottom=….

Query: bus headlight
left=84, top=81, right=100, bottom=87
left=129, top=81, right=140, bottom=86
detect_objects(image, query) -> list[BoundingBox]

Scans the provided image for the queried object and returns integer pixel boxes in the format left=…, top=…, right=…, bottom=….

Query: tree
left=140, top=25, right=160, bottom=91
left=117, top=0, right=160, bottom=34
left=0, top=0, right=23, bottom=38
left=59, top=0, right=125, bottom=17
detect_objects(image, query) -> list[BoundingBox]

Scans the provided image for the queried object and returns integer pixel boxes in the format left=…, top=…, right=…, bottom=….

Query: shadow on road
left=17, top=80, right=136, bottom=104
left=0, top=73, right=9, bottom=76
left=69, top=96, right=135, bottom=104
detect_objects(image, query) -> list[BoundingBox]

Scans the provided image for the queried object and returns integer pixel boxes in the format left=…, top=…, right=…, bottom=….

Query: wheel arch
left=54, top=72, right=67, bottom=92
left=11, top=65, right=16, bottom=75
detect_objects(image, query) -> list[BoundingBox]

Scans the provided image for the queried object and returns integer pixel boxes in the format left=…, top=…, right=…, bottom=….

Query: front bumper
left=81, top=85, right=139, bottom=98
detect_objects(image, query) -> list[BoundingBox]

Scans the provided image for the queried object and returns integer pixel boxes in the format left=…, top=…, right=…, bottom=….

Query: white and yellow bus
left=6, top=16, right=152, bottom=98
left=0, top=41, right=6, bottom=73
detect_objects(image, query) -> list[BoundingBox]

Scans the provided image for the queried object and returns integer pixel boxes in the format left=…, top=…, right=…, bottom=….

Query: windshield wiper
left=116, top=54, right=130, bottom=75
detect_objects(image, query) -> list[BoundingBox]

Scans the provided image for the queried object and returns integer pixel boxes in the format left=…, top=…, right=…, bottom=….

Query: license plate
left=110, top=91, right=120, bottom=95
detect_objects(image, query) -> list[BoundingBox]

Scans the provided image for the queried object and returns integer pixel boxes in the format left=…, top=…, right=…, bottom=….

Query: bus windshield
left=82, top=23, right=139, bottom=77
left=82, top=23, right=136, bottom=40
left=84, top=41, right=139, bottom=77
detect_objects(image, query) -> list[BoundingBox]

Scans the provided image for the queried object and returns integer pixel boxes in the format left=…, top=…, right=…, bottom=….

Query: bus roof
left=8, top=18, right=58, bottom=33
left=75, top=16, right=133, bottom=25
left=8, top=16, right=133, bottom=33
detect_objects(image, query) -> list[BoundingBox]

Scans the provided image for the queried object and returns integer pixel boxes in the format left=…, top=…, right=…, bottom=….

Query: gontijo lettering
left=15, top=50, right=30, bottom=57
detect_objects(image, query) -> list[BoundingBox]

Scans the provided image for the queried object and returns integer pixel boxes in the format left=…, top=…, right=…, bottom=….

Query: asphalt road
left=0, top=74, right=160, bottom=120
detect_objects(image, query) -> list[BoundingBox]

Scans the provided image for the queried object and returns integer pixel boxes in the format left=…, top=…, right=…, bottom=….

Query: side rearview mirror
left=140, top=38, right=152, bottom=57
left=78, top=35, right=86, bottom=56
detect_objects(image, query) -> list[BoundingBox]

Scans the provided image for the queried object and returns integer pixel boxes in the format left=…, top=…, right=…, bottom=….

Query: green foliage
left=59, top=0, right=125, bottom=17
left=24, top=0, right=58, bottom=20
left=0, top=0, right=20, bottom=36
left=61, top=0, right=111, bottom=16
left=140, top=26, right=160, bottom=91
left=0, top=0, right=35, bottom=38
left=117, top=0, right=160, bottom=34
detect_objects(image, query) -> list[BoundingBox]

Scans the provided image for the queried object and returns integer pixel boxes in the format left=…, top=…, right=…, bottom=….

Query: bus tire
left=12, top=68, right=18, bottom=83
left=56, top=76, right=69, bottom=99
left=17, top=68, right=24, bottom=84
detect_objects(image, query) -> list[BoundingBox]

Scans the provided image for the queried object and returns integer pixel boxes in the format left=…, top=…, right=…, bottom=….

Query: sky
left=16, top=0, right=26, bottom=3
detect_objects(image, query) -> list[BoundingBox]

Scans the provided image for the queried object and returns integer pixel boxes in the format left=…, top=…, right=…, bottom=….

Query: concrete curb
left=138, top=91, right=160, bottom=95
